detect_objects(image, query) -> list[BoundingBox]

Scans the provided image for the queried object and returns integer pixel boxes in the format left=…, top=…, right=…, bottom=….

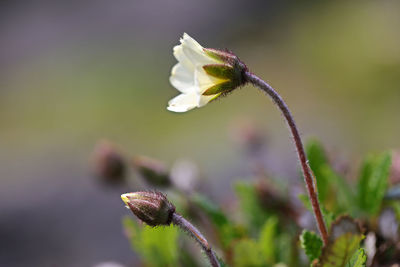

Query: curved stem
left=172, top=213, right=220, bottom=267
left=244, top=71, right=329, bottom=246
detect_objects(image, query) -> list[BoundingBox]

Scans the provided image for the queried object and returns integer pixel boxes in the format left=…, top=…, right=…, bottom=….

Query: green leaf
left=259, top=216, right=279, bottom=264
left=306, top=140, right=330, bottom=203
left=319, top=233, right=363, bottom=267
left=300, top=230, right=323, bottom=262
left=346, top=248, right=367, bottom=267
left=318, top=216, right=364, bottom=267
left=357, top=151, right=392, bottom=215
left=320, top=165, right=354, bottom=214
left=234, top=181, right=269, bottom=230
left=122, top=217, right=179, bottom=267
left=306, top=140, right=354, bottom=214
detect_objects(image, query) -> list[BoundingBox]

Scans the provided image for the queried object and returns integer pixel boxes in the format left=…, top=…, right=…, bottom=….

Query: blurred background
left=1, top=0, right=399, bottom=266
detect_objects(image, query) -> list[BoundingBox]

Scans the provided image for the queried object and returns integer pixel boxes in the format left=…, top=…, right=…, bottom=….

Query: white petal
left=198, top=94, right=220, bottom=107
left=180, top=33, right=220, bottom=65
left=167, top=93, right=199, bottom=112
left=169, top=63, right=196, bottom=93
left=181, top=33, right=205, bottom=54
left=173, top=44, right=194, bottom=71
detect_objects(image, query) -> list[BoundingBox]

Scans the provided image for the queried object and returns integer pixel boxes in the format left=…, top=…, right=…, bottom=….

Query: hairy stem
left=244, top=71, right=329, bottom=246
left=172, top=213, right=220, bottom=267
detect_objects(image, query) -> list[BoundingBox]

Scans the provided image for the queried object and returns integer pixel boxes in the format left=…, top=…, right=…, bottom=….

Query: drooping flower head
left=168, top=33, right=247, bottom=112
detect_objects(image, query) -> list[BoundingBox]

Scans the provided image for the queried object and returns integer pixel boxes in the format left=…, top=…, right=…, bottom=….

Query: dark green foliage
left=300, top=230, right=323, bottom=262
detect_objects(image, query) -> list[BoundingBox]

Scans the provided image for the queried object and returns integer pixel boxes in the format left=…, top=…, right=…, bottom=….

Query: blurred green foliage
left=234, top=181, right=270, bottom=231
left=123, top=217, right=179, bottom=267
left=357, top=152, right=392, bottom=215
left=347, top=249, right=367, bottom=267
left=122, top=139, right=398, bottom=266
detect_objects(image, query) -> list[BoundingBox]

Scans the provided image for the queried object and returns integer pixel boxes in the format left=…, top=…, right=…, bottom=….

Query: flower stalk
left=171, top=213, right=220, bottom=267
left=243, top=72, right=329, bottom=246
left=167, top=33, right=329, bottom=245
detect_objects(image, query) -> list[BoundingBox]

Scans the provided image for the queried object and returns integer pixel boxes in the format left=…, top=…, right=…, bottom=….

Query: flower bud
left=92, top=140, right=126, bottom=185
left=132, top=156, right=171, bottom=187
left=121, top=191, right=176, bottom=227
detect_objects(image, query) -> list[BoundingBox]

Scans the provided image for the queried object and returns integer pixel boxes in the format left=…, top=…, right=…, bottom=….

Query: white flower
left=168, top=33, right=245, bottom=112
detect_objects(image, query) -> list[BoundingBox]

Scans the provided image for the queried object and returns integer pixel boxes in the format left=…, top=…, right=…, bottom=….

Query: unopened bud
left=92, top=140, right=126, bottom=185
left=132, top=156, right=171, bottom=187
left=121, top=191, right=175, bottom=226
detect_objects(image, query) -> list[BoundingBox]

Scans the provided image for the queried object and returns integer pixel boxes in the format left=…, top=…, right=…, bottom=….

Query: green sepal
left=202, top=80, right=234, bottom=96
left=203, top=48, right=236, bottom=64
left=203, top=64, right=234, bottom=80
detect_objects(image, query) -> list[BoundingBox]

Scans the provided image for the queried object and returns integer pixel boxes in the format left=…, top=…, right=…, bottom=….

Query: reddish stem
left=244, top=71, right=329, bottom=246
